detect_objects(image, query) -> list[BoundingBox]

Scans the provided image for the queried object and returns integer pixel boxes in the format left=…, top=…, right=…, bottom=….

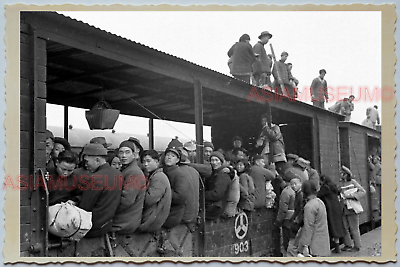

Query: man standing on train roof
left=362, top=105, right=380, bottom=130
left=112, top=137, right=146, bottom=234
left=272, top=51, right=295, bottom=99
left=328, top=95, right=355, bottom=121
left=78, top=143, right=123, bottom=238
left=252, top=31, right=273, bottom=87
left=227, top=33, right=256, bottom=84
left=90, top=136, right=112, bottom=149
left=310, top=69, right=329, bottom=109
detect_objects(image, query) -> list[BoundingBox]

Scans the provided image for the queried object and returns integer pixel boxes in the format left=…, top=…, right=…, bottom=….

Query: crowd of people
left=43, top=110, right=370, bottom=257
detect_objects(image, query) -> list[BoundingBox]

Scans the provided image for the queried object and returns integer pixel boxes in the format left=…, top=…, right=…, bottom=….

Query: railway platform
left=338, top=226, right=381, bottom=257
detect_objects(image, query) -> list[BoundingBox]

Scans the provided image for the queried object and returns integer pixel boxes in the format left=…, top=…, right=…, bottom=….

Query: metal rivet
left=33, top=208, right=37, bottom=212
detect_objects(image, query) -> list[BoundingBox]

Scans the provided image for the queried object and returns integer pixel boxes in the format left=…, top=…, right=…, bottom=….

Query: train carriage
left=19, top=11, right=380, bottom=258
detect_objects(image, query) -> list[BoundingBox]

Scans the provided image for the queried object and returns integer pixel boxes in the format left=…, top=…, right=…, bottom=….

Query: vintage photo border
left=3, top=3, right=396, bottom=264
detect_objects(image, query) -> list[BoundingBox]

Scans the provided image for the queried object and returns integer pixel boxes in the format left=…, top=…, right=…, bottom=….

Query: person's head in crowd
left=210, top=151, right=225, bottom=170
left=280, top=51, right=289, bottom=63
left=253, top=154, right=265, bottom=168
left=260, top=113, right=269, bottom=127
left=232, top=147, right=247, bottom=161
left=221, top=149, right=233, bottom=166
left=372, top=155, right=380, bottom=164
left=349, top=95, right=355, bottom=102
left=290, top=177, right=302, bottom=193
left=118, top=137, right=143, bottom=166
left=258, top=30, right=273, bottom=44
left=90, top=136, right=112, bottom=149
left=374, top=105, right=378, bottom=110
left=319, top=69, right=327, bottom=79
left=184, top=141, right=197, bottom=162
left=295, top=157, right=308, bottom=170
left=340, top=165, right=353, bottom=182
left=107, top=149, right=121, bottom=170
left=235, top=158, right=250, bottom=175
left=55, top=150, right=78, bottom=178
left=178, top=147, right=191, bottom=164
left=287, top=62, right=293, bottom=71
left=141, top=149, right=161, bottom=174
left=232, top=136, right=243, bottom=149
left=320, top=175, right=337, bottom=192
left=239, top=33, right=251, bottom=43
left=164, top=146, right=181, bottom=167
left=46, top=130, right=55, bottom=163
left=53, top=137, right=71, bottom=158
left=82, top=143, right=108, bottom=173
left=203, top=141, right=214, bottom=161
left=286, top=153, right=299, bottom=165
left=302, top=180, right=317, bottom=198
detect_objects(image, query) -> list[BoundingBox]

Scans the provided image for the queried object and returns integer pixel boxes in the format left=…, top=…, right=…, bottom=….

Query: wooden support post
left=63, top=105, right=69, bottom=140
left=194, top=79, right=204, bottom=164
left=149, top=118, right=154, bottom=150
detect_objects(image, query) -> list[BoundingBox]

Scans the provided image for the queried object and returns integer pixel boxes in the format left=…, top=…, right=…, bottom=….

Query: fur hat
left=184, top=141, right=196, bottom=152
left=119, top=137, right=143, bottom=153
left=204, top=141, right=214, bottom=150
left=90, top=137, right=111, bottom=148
left=82, top=143, right=107, bottom=156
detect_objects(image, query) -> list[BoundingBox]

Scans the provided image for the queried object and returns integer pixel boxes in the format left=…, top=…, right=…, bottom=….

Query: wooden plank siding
left=20, top=20, right=49, bottom=256
left=318, top=116, right=341, bottom=181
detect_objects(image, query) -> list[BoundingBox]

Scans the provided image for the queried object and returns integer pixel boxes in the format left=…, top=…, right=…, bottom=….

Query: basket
left=85, top=101, right=120, bottom=130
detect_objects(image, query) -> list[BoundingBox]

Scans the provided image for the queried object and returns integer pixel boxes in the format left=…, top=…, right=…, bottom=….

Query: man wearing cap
left=304, top=160, right=320, bottom=192
left=184, top=141, right=197, bottom=163
left=162, top=145, right=191, bottom=228
left=294, top=158, right=309, bottom=182
left=311, top=69, right=329, bottom=109
left=78, top=143, right=124, bottom=238
left=285, top=154, right=299, bottom=170
left=252, top=31, right=273, bottom=87
left=227, top=34, right=256, bottom=83
left=90, top=136, right=112, bottom=149
left=112, top=138, right=146, bottom=234
left=272, top=51, right=295, bottom=98
left=249, top=154, right=275, bottom=209
left=339, top=165, right=366, bottom=252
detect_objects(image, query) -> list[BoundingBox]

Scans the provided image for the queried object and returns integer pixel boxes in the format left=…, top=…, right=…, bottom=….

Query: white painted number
left=234, top=240, right=249, bottom=255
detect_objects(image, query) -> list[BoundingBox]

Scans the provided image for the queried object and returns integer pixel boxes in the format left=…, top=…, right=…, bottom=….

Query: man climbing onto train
left=112, top=137, right=146, bottom=234
left=310, top=69, right=329, bottom=109
left=252, top=30, right=273, bottom=87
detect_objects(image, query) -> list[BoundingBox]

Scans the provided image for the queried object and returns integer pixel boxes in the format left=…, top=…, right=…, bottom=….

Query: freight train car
left=18, top=11, right=380, bottom=258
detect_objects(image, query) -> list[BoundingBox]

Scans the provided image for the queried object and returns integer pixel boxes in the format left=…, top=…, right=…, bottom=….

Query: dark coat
left=260, top=124, right=286, bottom=163
left=162, top=165, right=190, bottom=228
left=179, top=165, right=200, bottom=223
left=79, top=163, right=123, bottom=238
left=272, top=60, right=291, bottom=84
left=138, top=168, right=171, bottom=233
left=310, top=77, right=328, bottom=103
left=227, top=41, right=256, bottom=75
left=249, top=165, right=274, bottom=209
left=252, top=41, right=272, bottom=74
left=112, top=161, right=146, bottom=234
left=48, top=168, right=82, bottom=206
left=238, top=172, right=256, bottom=211
left=276, top=186, right=295, bottom=225
left=307, top=168, right=320, bottom=191
left=204, top=166, right=231, bottom=219
left=317, top=184, right=346, bottom=238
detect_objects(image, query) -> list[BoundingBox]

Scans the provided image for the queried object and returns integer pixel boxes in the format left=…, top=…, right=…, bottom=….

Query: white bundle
left=48, top=202, right=92, bottom=241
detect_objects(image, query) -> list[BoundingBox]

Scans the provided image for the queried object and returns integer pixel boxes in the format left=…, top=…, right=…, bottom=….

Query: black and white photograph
left=2, top=3, right=396, bottom=263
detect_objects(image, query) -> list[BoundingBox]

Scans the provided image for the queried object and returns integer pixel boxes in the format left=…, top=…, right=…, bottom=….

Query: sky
left=48, top=10, right=381, bottom=141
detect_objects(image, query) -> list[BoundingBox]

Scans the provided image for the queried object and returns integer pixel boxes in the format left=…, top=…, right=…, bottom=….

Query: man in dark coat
left=227, top=34, right=256, bottom=83
left=162, top=146, right=190, bottom=228
left=79, top=143, right=123, bottom=238
left=139, top=150, right=172, bottom=233
left=204, top=151, right=231, bottom=220
left=112, top=138, right=146, bottom=234
left=249, top=154, right=275, bottom=209
left=252, top=31, right=273, bottom=87
left=310, top=69, right=329, bottom=109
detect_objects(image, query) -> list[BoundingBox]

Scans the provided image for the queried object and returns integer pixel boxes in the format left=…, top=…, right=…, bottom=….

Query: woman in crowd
left=317, top=175, right=346, bottom=253
left=107, top=149, right=122, bottom=171
left=298, top=180, right=331, bottom=257
left=235, top=159, right=255, bottom=211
